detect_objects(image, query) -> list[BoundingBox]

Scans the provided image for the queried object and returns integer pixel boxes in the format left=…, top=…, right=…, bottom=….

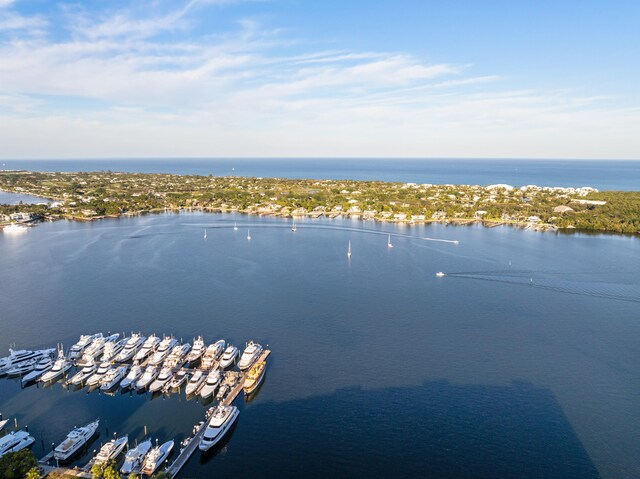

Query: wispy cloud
left=0, top=0, right=638, bottom=159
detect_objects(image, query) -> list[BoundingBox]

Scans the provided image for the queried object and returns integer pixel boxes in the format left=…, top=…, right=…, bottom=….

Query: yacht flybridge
left=219, top=345, right=238, bottom=369
left=54, top=419, right=99, bottom=462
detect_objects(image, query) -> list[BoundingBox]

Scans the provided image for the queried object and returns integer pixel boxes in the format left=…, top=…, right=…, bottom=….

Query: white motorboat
left=94, top=435, right=128, bottom=465
left=0, top=430, right=35, bottom=458
left=164, top=343, right=191, bottom=369
left=133, top=335, right=160, bottom=362
left=120, top=439, right=151, bottom=475
left=218, top=345, right=238, bottom=369
left=115, top=333, right=146, bottom=363
left=5, top=358, right=39, bottom=377
left=199, top=369, right=222, bottom=400
left=40, top=347, right=71, bottom=383
left=78, top=334, right=119, bottom=366
left=136, top=366, right=159, bottom=391
left=185, top=370, right=206, bottom=396
left=185, top=336, right=205, bottom=366
left=67, top=360, right=96, bottom=386
left=100, top=365, right=128, bottom=391
left=436, top=271, right=446, bottom=277
left=199, top=405, right=239, bottom=451
left=141, top=440, right=174, bottom=476
left=101, top=338, right=126, bottom=362
left=238, top=341, right=263, bottom=370
left=2, top=224, right=29, bottom=234
left=201, top=340, right=225, bottom=370
left=69, top=333, right=103, bottom=360
left=167, top=369, right=188, bottom=391
left=85, top=362, right=111, bottom=388
left=54, top=419, right=100, bottom=462
left=149, top=367, right=173, bottom=393
left=149, top=337, right=177, bottom=366
left=0, top=348, right=55, bottom=374
left=22, top=357, right=53, bottom=386
left=120, top=364, right=143, bottom=390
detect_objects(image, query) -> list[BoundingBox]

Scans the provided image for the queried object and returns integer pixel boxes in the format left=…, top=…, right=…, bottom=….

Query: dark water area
left=0, top=213, right=638, bottom=478
left=2, top=158, right=640, bottom=190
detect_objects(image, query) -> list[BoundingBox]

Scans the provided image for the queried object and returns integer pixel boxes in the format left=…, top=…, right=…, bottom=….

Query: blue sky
left=0, top=0, right=638, bottom=158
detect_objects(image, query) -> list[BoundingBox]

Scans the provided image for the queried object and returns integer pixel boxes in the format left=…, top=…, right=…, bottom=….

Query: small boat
left=238, top=341, right=263, bottom=371
left=199, top=405, right=239, bottom=451
left=120, top=364, right=143, bottom=391
left=54, top=419, right=100, bottom=462
left=120, top=439, right=151, bottom=475
left=40, top=347, right=71, bottom=383
left=67, top=360, right=96, bottom=386
left=201, top=340, right=225, bottom=370
left=243, top=360, right=266, bottom=395
left=292, top=221, right=297, bottom=232
left=233, top=222, right=238, bottom=231
left=141, top=440, right=174, bottom=476
left=218, top=345, right=238, bottom=369
left=85, top=362, right=111, bottom=388
left=0, top=430, right=35, bottom=458
left=94, top=435, right=128, bottom=465
left=136, top=366, right=159, bottom=391
left=133, top=335, right=160, bottom=362
left=347, top=240, right=352, bottom=258
left=199, top=369, right=221, bottom=400
left=185, top=370, right=206, bottom=396
left=185, top=336, right=205, bottom=366
left=69, top=333, right=103, bottom=360
left=22, top=357, right=53, bottom=386
left=167, top=368, right=188, bottom=391
left=100, top=365, right=128, bottom=391
left=247, top=229, right=251, bottom=240
left=387, top=234, right=393, bottom=248
left=204, top=228, right=207, bottom=239
left=148, top=336, right=177, bottom=366
left=149, top=367, right=173, bottom=393
left=114, top=333, right=146, bottom=363
left=2, top=224, right=28, bottom=234
left=436, top=272, right=445, bottom=277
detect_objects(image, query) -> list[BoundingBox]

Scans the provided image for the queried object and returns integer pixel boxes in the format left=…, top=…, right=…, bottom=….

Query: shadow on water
left=183, top=379, right=601, bottom=479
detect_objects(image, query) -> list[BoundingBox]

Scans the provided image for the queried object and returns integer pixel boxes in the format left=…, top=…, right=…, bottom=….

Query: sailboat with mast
left=204, top=229, right=207, bottom=239
left=247, top=229, right=251, bottom=240
left=387, top=235, right=393, bottom=248
left=292, top=221, right=297, bottom=232
left=347, top=240, right=352, bottom=259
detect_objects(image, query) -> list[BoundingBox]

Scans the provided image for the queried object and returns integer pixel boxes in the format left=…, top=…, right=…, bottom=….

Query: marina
left=0, top=334, right=271, bottom=477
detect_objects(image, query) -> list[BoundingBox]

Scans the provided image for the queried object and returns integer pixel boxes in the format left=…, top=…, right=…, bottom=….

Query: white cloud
left=0, top=1, right=638, bottom=159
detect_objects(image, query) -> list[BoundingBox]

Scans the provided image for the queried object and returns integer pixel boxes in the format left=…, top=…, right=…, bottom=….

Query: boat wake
left=441, top=270, right=640, bottom=304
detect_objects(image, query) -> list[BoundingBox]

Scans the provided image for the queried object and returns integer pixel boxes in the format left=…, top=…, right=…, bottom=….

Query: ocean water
left=1, top=158, right=639, bottom=190
left=0, top=212, right=638, bottom=478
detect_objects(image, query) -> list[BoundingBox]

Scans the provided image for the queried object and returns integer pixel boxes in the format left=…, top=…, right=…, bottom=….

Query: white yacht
left=201, top=340, right=225, bottom=370
left=199, top=369, right=221, bottom=400
left=167, top=369, right=188, bottom=391
left=218, top=345, right=238, bottom=369
left=141, top=440, right=174, bottom=476
left=2, top=224, right=28, bottom=234
left=100, top=365, right=128, bottom=391
left=199, top=405, right=239, bottom=451
left=120, top=364, right=143, bottom=390
left=0, top=348, right=55, bottom=374
left=22, top=357, right=53, bottom=386
left=149, top=337, right=177, bottom=366
left=185, top=370, right=206, bottom=396
left=185, top=336, right=205, bottom=366
left=101, top=338, right=126, bottom=362
left=5, top=358, right=39, bottom=377
left=67, top=360, right=97, bottom=386
left=120, top=439, right=151, bottom=475
left=115, top=333, right=146, bottom=363
left=54, top=419, right=100, bottom=462
left=69, top=333, right=103, bottom=360
left=436, top=271, right=446, bottom=277
left=0, top=430, right=35, bottom=458
left=94, top=435, right=128, bottom=465
left=85, top=362, right=111, bottom=388
left=164, top=343, right=191, bottom=369
left=134, top=335, right=160, bottom=362
left=136, top=365, right=159, bottom=391
left=238, top=341, right=263, bottom=370
left=40, top=347, right=71, bottom=383
left=149, top=367, right=173, bottom=393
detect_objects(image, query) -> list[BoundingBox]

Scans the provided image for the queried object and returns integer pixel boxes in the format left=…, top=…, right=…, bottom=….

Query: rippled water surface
left=0, top=213, right=638, bottom=478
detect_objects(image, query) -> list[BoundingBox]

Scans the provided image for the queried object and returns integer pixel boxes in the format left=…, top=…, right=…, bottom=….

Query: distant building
left=553, top=205, right=574, bottom=214
left=10, top=212, right=34, bottom=222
